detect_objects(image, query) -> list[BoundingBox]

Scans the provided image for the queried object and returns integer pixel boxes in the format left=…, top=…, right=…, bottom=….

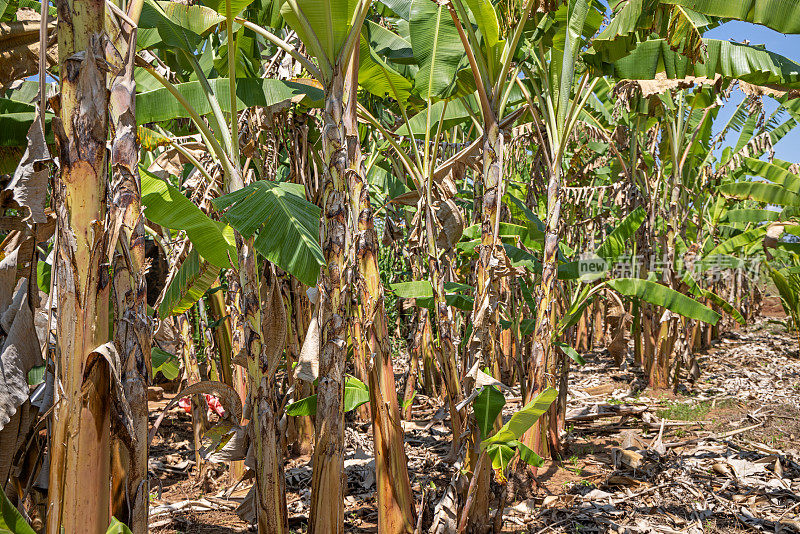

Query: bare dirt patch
left=146, top=317, right=800, bottom=533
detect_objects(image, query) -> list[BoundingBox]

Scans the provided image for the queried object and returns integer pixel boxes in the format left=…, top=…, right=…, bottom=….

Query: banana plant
left=513, top=0, right=604, bottom=458
left=133, top=0, right=330, bottom=530
left=277, top=0, right=416, bottom=531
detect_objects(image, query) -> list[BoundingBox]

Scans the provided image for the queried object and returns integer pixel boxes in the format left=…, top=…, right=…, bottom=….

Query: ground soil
left=148, top=302, right=800, bottom=533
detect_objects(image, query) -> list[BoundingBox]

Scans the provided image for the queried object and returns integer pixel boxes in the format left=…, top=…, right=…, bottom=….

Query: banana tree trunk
left=469, top=122, right=503, bottom=378
left=218, top=110, right=288, bottom=531
left=207, top=281, right=234, bottom=386
left=463, top=121, right=506, bottom=532
left=243, top=260, right=289, bottom=533
left=344, top=53, right=416, bottom=532
left=224, top=271, right=250, bottom=480
left=309, top=68, right=350, bottom=534
left=48, top=1, right=111, bottom=530
left=109, top=15, right=150, bottom=532
left=176, top=312, right=207, bottom=477
left=351, top=311, right=372, bottom=422
left=288, top=277, right=314, bottom=456
left=524, top=162, right=562, bottom=458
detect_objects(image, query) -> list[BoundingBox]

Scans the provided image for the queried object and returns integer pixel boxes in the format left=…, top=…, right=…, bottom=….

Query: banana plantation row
left=1, top=0, right=800, bottom=532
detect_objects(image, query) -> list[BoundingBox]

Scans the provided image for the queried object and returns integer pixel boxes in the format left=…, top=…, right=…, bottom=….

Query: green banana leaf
left=136, top=78, right=324, bottom=124
left=595, top=206, right=646, bottom=261
left=473, top=385, right=505, bottom=441
left=394, top=98, right=475, bottom=136
left=106, top=519, right=134, bottom=534
left=706, top=225, right=768, bottom=257
left=141, top=168, right=237, bottom=269
left=201, top=0, right=255, bottom=16
left=213, top=180, right=324, bottom=287
left=138, top=0, right=218, bottom=52
left=409, top=0, right=464, bottom=99
left=606, top=278, right=721, bottom=324
left=722, top=208, right=781, bottom=224
left=718, top=182, right=800, bottom=208
left=599, top=39, right=800, bottom=91
left=159, top=249, right=220, bottom=317
left=661, top=0, right=800, bottom=34
left=280, top=0, right=363, bottom=69
left=358, top=23, right=413, bottom=103
left=285, top=376, right=370, bottom=416
left=151, top=348, right=181, bottom=380
left=482, top=387, right=558, bottom=446
left=0, top=484, right=35, bottom=534
left=743, top=157, right=800, bottom=192
left=682, top=274, right=746, bottom=325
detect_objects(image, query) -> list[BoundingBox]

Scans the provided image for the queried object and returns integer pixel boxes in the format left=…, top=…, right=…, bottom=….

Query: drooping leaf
left=594, top=206, right=646, bottom=261
left=136, top=78, right=324, bottom=124
left=138, top=0, right=212, bottom=52
left=554, top=342, right=586, bottom=366
left=358, top=23, right=413, bottom=103
left=682, top=275, right=746, bottom=325
left=705, top=226, right=768, bottom=257
left=590, top=0, right=655, bottom=64
left=141, top=168, right=237, bottom=269
left=661, top=0, right=800, bottom=34
left=0, top=486, right=36, bottom=534
left=722, top=208, right=781, bottom=223
left=390, top=280, right=433, bottom=299
left=483, top=388, right=558, bottom=446
left=285, top=376, right=370, bottom=416
left=599, top=39, right=800, bottom=91
left=213, top=180, right=324, bottom=287
left=409, top=0, right=464, bottom=99
left=151, top=348, right=181, bottom=381
left=285, top=394, right=317, bottom=416
left=472, top=386, right=505, bottom=441
left=158, top=249, right=221, bottom=317
left=513, top=440, right=544, bottom=468
left=605, top=278, right=721, bottom=324
left=666, top=5, right=713, bottom=62
left=742, top=157, right=800, bottom=192
left=343, top=376, right=370, bottom=412
left=719, top=182, right=800, bottom=208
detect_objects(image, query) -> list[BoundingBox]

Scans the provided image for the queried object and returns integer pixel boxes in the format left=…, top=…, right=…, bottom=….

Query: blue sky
left=704, top=22, right=800, bottom=163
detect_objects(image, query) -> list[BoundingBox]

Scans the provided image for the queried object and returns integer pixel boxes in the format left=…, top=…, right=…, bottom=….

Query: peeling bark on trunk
left=244, top=260, right=288, bottom=534
left=469, top=123, right=503, bottom=376
left=344, top=51, right=416, bottom=532
left=309, top=69, right=350, bottom=534
left=176, top=312, right=207, bottom=478
left=109, top=23, right=150, bottom=533
left=288, top=277, right=314, bottom=456
left=463, top=121, right=505, bottom=534
left=225, top=271, right=249, bottom=481
left=524, top=162, right=562, bottom=459
left=48, top=1, right=111, bottom=531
